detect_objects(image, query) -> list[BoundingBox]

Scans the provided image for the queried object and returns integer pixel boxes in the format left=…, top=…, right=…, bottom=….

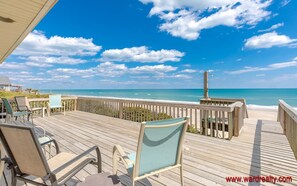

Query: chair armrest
left=39, top=137, right=60, bottom=154
left=112, top=145, right=133, bottom=169
left=52, top=146, right=101, bottom=175
left=34, top=126, right=46, bottom=136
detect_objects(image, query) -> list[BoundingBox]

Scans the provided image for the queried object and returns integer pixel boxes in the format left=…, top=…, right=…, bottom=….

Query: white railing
left=1, top=96, right=246, bottom=140
left=278, top=100, right=297, bottom=159
left=77, top=97, right=245, bottom=140
left=0, top=97, right=77, bottom=117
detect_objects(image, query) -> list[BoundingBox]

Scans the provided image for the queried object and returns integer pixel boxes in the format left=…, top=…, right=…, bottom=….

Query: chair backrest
left=49, top=94, right=62, bottom=108
left=15, top=96, right=31, bottom=111
left=134, top=117, right=188, bottom=177
left=1, top=98, right=13, bottom=115
left=0, top=124, right=51, bottom=178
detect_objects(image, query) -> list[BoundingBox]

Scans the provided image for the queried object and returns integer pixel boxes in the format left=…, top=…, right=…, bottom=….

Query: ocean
left=40, top=89, right=297, bottom=108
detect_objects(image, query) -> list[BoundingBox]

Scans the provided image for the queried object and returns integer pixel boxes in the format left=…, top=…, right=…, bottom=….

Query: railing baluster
left=215, top=111, right=218, bottom=138
left=222, top=111, right=225, bottom=139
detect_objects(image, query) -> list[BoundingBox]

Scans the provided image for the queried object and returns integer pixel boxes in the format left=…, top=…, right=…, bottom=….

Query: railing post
left=119, top=102, right=123, bottom=119
left=204, top=71, right=209, bottom=99
left=283, top=110, right=286, bottom=135
left=233, top=107, right=239, bottom=137
left=228, top=112, right=233, bottom=140
left=74, top=98, right=77, bottom=111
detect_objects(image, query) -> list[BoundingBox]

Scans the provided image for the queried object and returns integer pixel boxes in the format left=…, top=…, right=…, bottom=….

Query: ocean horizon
left=41, top=88, right=297, bottom=108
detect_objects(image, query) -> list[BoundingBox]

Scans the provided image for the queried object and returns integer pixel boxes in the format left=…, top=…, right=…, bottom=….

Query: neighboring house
left=0, top=76, right=22, bottom=91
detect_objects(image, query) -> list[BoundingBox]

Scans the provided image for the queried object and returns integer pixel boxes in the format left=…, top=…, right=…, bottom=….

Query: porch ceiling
left=0, top=0, right=58, bottom=64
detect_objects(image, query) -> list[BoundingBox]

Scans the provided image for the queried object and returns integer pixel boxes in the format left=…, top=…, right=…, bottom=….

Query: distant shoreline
left=40, top=88, right=297, bottom=108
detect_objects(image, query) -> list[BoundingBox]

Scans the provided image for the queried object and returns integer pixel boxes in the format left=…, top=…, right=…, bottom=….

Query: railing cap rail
left=279, top=99, right=297, bottom=123
left=77, top=96, right=244, bottom=112
left=28, top=96, right=78, bottom=102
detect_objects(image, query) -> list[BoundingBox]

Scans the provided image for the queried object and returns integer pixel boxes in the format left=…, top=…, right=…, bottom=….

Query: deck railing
left=0, top=97, right=77, bottom=117
left=278, top=100, right=297, bottom=159
left=77, top=97, right=245, bottom=140
left=1, top=96, right=246, bottom=140
left=28, top=97, right=77, bottom=112
left=200, top=97, right=248, bottom=136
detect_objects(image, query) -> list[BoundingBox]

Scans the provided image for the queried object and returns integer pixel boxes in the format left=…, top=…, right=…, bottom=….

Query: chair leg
left=11, top=169, right=17, bottom=186
left=112, top=154, right=118, bottom=175
left=5, top=115, right=9, bottom=123
left=180, top=166, right=184, bottom=186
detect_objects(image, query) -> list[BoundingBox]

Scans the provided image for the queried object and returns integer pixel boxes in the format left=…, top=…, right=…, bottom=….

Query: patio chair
left=112, top=117, right=189, bottom=186
left=0, top=124, right=101, bottom=186
left=0, top=139, right=56, bottom=186
left=1, top=98, right=31, bottom=123
left=47, top=95, right=65, bottom=116
left=15, top=96, right=45, bottom=120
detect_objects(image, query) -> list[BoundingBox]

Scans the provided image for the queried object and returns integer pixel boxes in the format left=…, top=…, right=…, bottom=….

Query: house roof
left=0, top=0, right=58, bottom=64
left=0, top=76, right=11, bottom=86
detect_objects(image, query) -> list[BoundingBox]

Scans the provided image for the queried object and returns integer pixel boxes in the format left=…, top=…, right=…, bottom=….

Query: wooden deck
left=3, top=110, right=297, bottom=185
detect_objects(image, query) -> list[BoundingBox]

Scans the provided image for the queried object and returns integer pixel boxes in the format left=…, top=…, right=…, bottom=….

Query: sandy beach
left=247, top=107, right=278, bottom=121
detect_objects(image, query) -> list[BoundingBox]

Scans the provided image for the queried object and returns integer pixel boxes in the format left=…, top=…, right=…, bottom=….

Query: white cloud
left=52, top=75, right=70, bottom=79
left=47, top=68, right=94, bottom=77
left=227, top=57, right=297, bottom=74
left=130, top=64, right=177, bottom=73
left=199, top=69, right=215, bottom=73
left=0, top=62, right=27, bottom=69
left=47, top=62, right=178, bottom=79
left=101, top=46, right=184, bottom=63
left=140, top=0, right=272, bottom=40
left=47, top=62, right=127, bottom=78
left=244, top=32, right=297, bottom=49
left=95, top=62, right=128, bottom=77
left=172, top=74, right=192, bottom=79
left=25, top=62, right=53, bottom=67
left=13, top=30, right=101, bottom=56
left=258, top=23, right=284, bottom=33
left=181, top=69, right=197, bottom=73
left=281, top=0, right=291, bottom=7
left=26, top=56, right=87, bottom=65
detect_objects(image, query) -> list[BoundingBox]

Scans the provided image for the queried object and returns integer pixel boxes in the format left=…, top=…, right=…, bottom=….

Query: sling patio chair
left=1, top=98, right=31, bottom=123
left=0, top=124, right=101, bottom=186
left=2, top=97, right=48, bottom=138
left=112, top=117, right=189, bottom=186
left=15, top=96, right=45, bottom=120
left=47, top=95, right=65, bottom=116
left=0, top=139, right=57, bottom=186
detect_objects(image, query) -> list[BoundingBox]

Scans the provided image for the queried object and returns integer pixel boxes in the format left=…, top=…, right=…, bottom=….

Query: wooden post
left=204, top=71, right=209, bottom=99
left=119, top=102, right=123, bottom=119
left=74, top=98, right=77, bottom=111
left=233, top=107, right=239, bottom=137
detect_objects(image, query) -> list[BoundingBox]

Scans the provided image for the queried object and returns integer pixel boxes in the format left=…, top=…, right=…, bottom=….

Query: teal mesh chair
left=1, top=98, right=31, bottom=123
left=113, top=117, right=189, bottom=186
left=47, top=95, right=65, bottom=116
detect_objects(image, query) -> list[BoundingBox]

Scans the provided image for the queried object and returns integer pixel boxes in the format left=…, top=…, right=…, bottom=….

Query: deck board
left=1, top=110, right=297, bottom=186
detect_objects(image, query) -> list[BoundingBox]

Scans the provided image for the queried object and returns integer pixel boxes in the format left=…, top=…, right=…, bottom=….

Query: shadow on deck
left=1, top=111, right=297, bottom=186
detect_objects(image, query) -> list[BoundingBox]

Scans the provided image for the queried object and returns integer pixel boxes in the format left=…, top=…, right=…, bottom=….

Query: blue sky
left=1, top=0, right=297, bottom=89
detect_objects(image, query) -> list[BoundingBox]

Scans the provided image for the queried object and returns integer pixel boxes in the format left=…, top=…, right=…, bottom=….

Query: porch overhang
left=0, top=0, right=58, bottom=63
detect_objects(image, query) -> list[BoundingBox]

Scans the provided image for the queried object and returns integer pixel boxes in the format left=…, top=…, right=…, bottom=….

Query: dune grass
left=0, top=91, right=48, bottom=99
